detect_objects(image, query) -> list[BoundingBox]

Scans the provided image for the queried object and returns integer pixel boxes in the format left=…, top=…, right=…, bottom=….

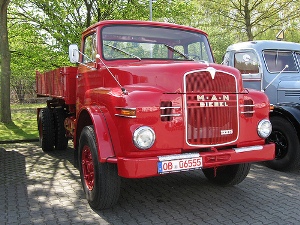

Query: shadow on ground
left=1, top=142, right=300, bottom=225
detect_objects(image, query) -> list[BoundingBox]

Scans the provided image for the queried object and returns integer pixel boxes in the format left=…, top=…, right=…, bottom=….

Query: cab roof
left=226, top=40, right=300, bottom=52
left=83, top=20, right=208, bottom=37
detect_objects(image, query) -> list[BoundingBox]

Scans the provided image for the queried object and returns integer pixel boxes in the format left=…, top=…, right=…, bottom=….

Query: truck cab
left=224, top=40, right=300, bottom=171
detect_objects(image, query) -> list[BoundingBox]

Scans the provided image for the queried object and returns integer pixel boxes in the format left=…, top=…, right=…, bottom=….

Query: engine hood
left=106, top=60, right=241, bottom=94
left=278, top=76, right=300, bottom=89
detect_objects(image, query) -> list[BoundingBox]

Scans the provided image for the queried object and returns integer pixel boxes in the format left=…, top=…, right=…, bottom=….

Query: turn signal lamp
left=120, top=108, right=136, bottom=117
left=115, top=107, right=136, bottom=118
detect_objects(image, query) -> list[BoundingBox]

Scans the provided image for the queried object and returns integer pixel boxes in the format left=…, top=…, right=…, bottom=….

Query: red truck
left=36, top=20, right=275, bottom=209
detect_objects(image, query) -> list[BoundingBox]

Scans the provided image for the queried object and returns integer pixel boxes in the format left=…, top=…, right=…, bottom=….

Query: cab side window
left=234, top=51, right=259, bottom=74
left=83, top=33, right=97, bottom=63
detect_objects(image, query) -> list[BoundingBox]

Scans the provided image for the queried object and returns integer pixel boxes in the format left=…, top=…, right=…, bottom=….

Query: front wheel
left=265, top=116, right=300, bottom=171
left=202, top=163, right=251, bottom=186
left=78, top=126, right=121, bottom=209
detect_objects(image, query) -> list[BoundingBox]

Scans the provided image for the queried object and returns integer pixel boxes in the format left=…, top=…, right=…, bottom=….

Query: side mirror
left=69, top=44, right=79, bottom=63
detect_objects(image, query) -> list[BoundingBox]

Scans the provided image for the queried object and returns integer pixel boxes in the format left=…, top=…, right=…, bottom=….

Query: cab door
left=76, top=31, right=100, bottom=112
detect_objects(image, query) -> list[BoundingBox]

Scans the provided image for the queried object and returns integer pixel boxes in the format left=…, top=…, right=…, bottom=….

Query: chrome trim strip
left=241, top=111, right=255, bottom=114
left=160, top=106, right=181, bottom=109
left=160, top=114, right=181, bottom=117
left=277, top=88, right=300, bottom=91
left=115, top=107, right=137, bottom=110
left=240, top=104, right=255, bottom=107
left=114, top=114, right=136, bottom=118
left=233, top=145, right=263, bottom=153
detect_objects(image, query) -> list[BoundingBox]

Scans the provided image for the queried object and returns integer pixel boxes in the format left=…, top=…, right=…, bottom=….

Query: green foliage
left=153, top=0, right=199, bottom=25
left=200, top=0, right=300, bottom=42
left=5, top=0, right=300, bottom=106
left=8, top=3, right=73, bottom=103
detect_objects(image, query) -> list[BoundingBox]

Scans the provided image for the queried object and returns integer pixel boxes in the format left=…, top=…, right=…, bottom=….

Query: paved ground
left=1, top=142, right=300, bottom=225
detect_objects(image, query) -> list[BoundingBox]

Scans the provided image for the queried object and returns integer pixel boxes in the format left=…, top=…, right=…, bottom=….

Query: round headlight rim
left=257, top=119, right=272, bottom=139
left=133, top=126, right=156, bottom=150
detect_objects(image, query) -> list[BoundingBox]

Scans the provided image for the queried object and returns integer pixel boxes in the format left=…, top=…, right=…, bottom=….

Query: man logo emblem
left=207, top=67, right=216, bottom=80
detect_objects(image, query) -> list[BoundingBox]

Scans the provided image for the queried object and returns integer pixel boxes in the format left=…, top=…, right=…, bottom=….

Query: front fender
left=271, top=103, right=300, bottom=135
left=77, top=105, right=118, bottom=162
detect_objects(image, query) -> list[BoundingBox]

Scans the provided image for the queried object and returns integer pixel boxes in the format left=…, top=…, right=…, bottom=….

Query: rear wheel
left=38, top=108, right=55, bottom=152
left=265, top=116, right=300, bottom=171
left=53, top=108, right=68, bottom=150
left=202, top=163, right=251, bottom=186
left=78, top=125, right=121, bottom=209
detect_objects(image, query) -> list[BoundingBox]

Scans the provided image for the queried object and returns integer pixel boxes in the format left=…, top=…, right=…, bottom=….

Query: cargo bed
left=36, top=67, right=78, bottom=104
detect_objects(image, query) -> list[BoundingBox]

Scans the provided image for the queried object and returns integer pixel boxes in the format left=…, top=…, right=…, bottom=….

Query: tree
left=7, top=0, right=151, bottom=103
left=12, top=0, right=150, bottom=56
left=8, top=15, right=68, bottom=103
left=0, top=0, right=12, bottom=123
left=203, top=0, right=300, bottom=41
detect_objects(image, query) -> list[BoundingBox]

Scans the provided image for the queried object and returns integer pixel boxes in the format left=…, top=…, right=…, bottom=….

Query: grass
left=0, top=103, right=46, bottom=142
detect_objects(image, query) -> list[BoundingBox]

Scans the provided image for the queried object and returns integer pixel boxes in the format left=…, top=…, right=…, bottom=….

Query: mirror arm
left=263, top=65, right=288, bottom=92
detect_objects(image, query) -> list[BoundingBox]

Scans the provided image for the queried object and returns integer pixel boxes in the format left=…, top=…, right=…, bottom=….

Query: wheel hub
left=267, top=130, right=288, bottom=160
left=81, top=145, right=95, bottom=191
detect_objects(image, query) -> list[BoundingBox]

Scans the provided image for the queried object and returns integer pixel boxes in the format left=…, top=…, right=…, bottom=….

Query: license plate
left=158, top=153, right=202, bottom=174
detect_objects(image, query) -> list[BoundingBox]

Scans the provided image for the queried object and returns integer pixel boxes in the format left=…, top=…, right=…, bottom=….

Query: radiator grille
left=184, top=70, right=238, bottom=146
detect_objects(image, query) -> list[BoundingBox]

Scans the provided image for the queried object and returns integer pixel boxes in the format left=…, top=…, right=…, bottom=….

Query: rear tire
left=265, top=116, right=300, bottom=171
left=202, top=163, right=251, bottom=186
left=53, top=108, right=68, bottom=150
left=78, top=125, right=121, bottom=209
left=38, top=108, right=55, bottom=152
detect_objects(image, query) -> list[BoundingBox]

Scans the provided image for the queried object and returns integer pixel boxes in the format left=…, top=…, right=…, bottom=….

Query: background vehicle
left=36, top=20, right=274, bottom=209
left=224, top=39, right=300, bottom=171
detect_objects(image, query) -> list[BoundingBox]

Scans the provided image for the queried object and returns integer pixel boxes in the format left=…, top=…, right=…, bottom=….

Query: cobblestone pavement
left=1, top=142, right=300, bottom=225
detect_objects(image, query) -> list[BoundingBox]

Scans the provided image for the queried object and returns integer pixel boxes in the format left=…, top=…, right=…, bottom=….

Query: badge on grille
left=207, top=67, right=216, bottom=80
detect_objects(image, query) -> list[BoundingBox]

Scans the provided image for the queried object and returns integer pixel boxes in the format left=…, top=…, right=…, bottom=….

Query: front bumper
left=113, top=143, right=275, bottom=178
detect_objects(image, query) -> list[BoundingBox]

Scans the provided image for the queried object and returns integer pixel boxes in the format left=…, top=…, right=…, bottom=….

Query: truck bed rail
left=36, top=67, right=78, bottom=104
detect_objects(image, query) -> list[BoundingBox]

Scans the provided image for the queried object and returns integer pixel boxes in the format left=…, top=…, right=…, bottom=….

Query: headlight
left=133, top=126, right=155, bottom=150
left=257, top=119, right=272, bottom=138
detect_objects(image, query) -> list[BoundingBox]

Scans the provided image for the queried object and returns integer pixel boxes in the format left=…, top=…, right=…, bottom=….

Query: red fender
left=77, top=105, right=118, bottom=163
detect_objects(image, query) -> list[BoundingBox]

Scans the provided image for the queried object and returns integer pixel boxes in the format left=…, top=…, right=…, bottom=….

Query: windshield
left=234, top=51, right=259, bottom=74
left=101, top=25, right=213, bottom=62
left=263, top=50, right=298, bottom=72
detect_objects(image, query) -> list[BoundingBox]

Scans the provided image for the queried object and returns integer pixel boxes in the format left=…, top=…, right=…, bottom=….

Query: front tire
left=265, top=116, right=300, bottom=171
left=38, top=108, right=55, bottom=152
left=202, top=163, right=251, bottom=186
left=78, top=126, right=121, bottom=209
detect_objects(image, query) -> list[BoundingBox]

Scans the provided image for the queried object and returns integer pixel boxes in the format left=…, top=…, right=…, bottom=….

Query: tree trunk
left=244, top=0, right=254, bottom=41
left=0, top=0, right=12, bottom=123
left=84, top=0, right=93, bottom=27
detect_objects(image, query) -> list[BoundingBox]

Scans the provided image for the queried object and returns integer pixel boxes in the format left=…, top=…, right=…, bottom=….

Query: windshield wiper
left=104, top=43, right=141, bottom=61
left=164, top=44, right=194, bottom=61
